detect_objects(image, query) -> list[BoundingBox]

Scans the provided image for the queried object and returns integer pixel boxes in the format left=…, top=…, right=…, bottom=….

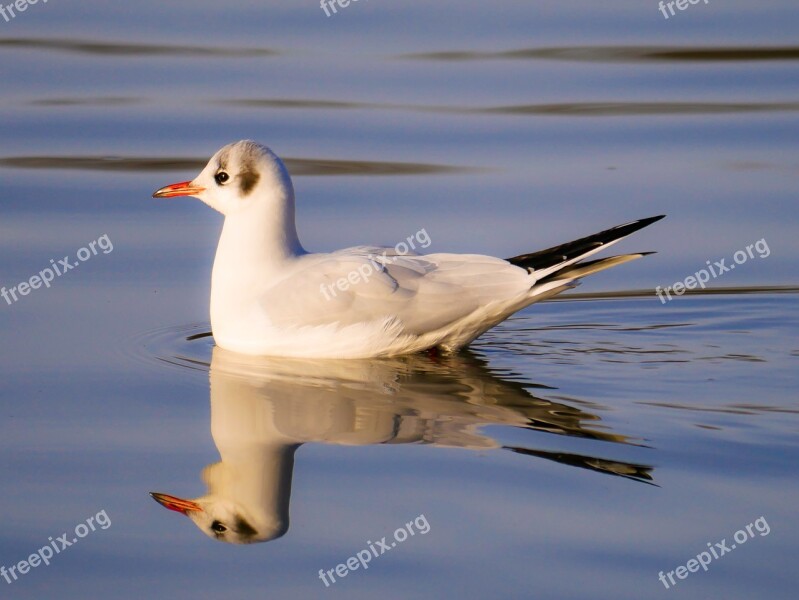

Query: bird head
left=152, top=140, right=294, bottom=216
left=149, top=491, right=286, bottom=544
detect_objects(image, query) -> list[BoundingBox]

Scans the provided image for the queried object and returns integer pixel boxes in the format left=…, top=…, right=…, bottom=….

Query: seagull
left=153, top=140, right=664, bottom=359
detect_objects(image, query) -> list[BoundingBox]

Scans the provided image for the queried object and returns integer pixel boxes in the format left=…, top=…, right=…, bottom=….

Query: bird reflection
left=150, top=347, right=653, bottom=544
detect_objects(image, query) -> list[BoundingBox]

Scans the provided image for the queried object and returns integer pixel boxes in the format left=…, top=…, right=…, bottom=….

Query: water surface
left=1, top=1, right=797, bottom=599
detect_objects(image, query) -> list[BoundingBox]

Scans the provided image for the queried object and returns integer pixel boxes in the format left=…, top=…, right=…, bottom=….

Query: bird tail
left=436, top=216, right=664, bottom=354
left=506, top=215, right=664, bottom=291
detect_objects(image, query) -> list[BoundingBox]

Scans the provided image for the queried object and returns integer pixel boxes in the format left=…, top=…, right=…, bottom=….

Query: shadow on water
left=142, top=333, right=654, bottom=544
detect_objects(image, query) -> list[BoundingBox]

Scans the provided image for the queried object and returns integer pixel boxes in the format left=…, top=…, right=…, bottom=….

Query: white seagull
left=153, top=140, right=663, bottom=359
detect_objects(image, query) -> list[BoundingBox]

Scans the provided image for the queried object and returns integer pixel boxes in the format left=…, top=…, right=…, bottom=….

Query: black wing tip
left=611, top=214, right=666, bottom=236
left=634, top=214, right=666, bottom=227
left=637, top=214, right=666, bottom=224
left=506, top=214, right=665, bottom=270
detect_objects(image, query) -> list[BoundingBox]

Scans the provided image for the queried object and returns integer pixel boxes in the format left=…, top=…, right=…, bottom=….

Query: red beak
left=150, top=492, right=203, bottom=515
left=152, top=180, right=206, bottom=198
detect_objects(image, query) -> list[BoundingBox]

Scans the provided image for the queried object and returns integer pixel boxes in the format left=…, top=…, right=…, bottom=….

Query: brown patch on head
left=234, top=516, right=258, bottom=539
left=217, top=148, right=230, bottom=172
left=238, top=160, right=260, bottom=196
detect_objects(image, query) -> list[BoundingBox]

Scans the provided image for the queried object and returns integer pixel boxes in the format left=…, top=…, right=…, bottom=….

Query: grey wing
left=259, top=248, right=534, bottom=333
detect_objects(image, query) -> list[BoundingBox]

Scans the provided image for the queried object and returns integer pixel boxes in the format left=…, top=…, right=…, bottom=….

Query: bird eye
left=214, top=172, right=230, bottom=185
left=211, top=520, right=227, bottom=533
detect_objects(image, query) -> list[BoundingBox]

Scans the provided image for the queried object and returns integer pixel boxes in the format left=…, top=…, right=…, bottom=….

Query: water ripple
left=20, top=95, right=799, bottom=117
left=220, top=98, right=799, bottom=117
left=401, top=45, right=799, bottom=63
left=29, top=97, right=142, bottom=107
left=0, top=155, right=477, bottom=176
left=0, top=37, right=278, bottom=57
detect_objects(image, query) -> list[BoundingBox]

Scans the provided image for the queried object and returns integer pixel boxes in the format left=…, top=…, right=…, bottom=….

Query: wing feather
left=257, top=248, right=533, bottom=333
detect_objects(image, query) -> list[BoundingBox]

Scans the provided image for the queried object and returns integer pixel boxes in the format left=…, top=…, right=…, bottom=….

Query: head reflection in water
left=150, top=490, right=264, bottom=544
left=151, top=347, right=654, bottom=544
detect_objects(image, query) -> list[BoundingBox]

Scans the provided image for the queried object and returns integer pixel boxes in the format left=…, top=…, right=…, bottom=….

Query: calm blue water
left=1, top=2, right=798, bottom=599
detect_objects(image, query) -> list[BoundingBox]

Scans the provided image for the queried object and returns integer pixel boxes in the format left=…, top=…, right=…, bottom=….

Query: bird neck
left=216, top=195, right=304, bottom=268
left=212, top=443, right=299, bottom=536
left=210, top=195, right=305, bottom=326
left=207, top=361, right=303, bottom=539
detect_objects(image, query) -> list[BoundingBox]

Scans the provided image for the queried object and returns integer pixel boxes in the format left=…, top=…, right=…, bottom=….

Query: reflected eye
left=214, top=172, right=230, bottom=185
left=211, top=520, right=227, bottom=534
